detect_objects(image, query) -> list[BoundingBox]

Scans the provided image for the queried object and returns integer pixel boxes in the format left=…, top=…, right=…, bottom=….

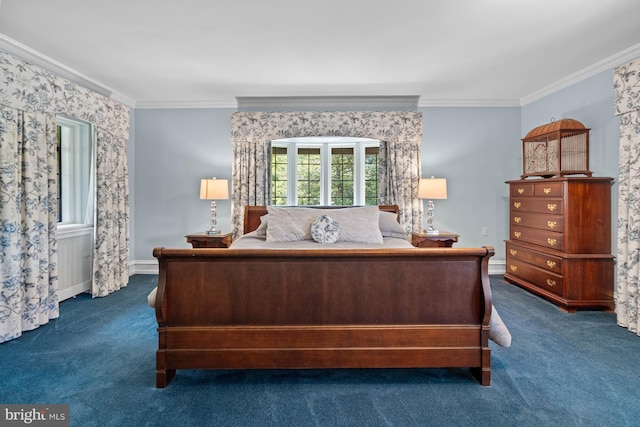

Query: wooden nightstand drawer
left=506, top=242, right=563, bottom=274
left=186, top=232, right=233, bottom=248
left=411, top=232, right=459, bottom=248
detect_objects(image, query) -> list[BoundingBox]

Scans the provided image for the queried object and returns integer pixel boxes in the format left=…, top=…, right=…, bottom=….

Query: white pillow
left=490, top=306, right=512, bottom=347
left=379, top=211, right=407, bottom=238
left=310, top=215, right=341, bottom=244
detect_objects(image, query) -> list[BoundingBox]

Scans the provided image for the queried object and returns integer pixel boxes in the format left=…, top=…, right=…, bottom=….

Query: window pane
left=297, top=148, right=321, bottom=205
left=56, top=126, right=62, bottom=222
left=271, top=147, right=288, bottom=205
left=57, top=117, right=93, bottom=224
left=364, top=146, right=379, bottom=205
left=331, top=147, right=354, bottom=205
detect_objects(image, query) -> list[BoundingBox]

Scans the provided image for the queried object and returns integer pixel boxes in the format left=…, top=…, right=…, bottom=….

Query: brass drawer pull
left=546, top=279, right=557, bottom=287
left=514, top=216, right=522, bottom=224
left=546, top=260, right=556, bottom=269
left=547, top=238, right=557, bottom=246
left=510, top=265, right=518, bottom=273
left=547, top=203, right=557, bottom=212
left=514, top=202, right=522, bottom=209
left=510, top=249, right=517, bottom=256
left=517, top=188, right=525, bottom=194
left=547, top=221, right=557, bottom=229
left=543, top=188, right=552, bottom=194
left=514, top=231, right=522, bottom=239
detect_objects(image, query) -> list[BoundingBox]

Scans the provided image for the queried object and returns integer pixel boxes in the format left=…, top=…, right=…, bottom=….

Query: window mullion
left=289, top=143, right=297, bottom=205
left=322, top=144, right=331, bottom=205
left=354, top=144, right=364, bottom=205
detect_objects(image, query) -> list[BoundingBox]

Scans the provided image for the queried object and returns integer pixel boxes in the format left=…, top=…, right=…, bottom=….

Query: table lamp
left=418, top=176, right=447, bottom=234
left=200, top=177, right=229, bottom=234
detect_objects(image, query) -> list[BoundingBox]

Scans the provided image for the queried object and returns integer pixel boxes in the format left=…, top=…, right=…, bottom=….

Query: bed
left=150, top=205, right=510, bottom=388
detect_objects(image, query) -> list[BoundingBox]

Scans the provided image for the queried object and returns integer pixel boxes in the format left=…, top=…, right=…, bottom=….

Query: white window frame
left=57, top=117, right=94, bottom=227
left=271, top=136, right=380, bottom=206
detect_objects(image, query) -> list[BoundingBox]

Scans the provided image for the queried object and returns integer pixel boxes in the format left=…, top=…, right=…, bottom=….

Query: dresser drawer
left=510, top=183, right=534, bottom=197
left=506, top=259, right=564, bottom=296
left=510, top=212, right=563, bottom=232
left=510, top=225, right=565, bottom=251
left=511, top=197, right=563, bottom=215
left=533, top=182, right=563, bottom=197
left=506, top=242, right=563, bottom=274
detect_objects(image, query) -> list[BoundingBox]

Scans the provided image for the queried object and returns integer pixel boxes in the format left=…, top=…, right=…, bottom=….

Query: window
left=270, top=137, right=380, bottom=206
left=56, top=117, right=94, bottom=225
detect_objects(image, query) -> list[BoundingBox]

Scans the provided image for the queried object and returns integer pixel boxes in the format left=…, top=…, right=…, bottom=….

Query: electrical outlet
left=482, top=227, right=489, bottom=236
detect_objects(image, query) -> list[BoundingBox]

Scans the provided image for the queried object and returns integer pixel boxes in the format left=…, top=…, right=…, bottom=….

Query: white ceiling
left=1, top=0, right=640, bottom=108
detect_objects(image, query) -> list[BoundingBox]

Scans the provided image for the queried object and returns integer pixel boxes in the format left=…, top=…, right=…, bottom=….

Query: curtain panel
left=0, top=50, right=130, bottom=342
left=0, top=108, right=58, bottom=343
left=230, top=111, right=423, bottom=236
left=614, top=58, right=640, bottom=335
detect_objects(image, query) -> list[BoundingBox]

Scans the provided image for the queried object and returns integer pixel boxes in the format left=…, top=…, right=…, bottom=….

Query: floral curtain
left=92, top=129, right=129, bottom=297
left=379, top=139, right=423, bottom=232
left=0, top=50, right=130, bottom=341
left=0, top=108, right=58, bottom=343
left=614, top=58, right=640, bottom=336
left=230, top=111, right=423, bottom=236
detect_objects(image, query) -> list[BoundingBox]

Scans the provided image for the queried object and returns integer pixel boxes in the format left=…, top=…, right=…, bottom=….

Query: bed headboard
left=243, top=205, right=400, bottom=234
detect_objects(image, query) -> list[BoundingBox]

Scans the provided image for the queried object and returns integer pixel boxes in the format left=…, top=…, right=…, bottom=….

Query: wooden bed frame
left=152, top=205, right=495, bottom=387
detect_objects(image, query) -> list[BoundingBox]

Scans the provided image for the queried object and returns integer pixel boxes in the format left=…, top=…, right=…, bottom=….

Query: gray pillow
left=379, top=211, right=407, bottom=238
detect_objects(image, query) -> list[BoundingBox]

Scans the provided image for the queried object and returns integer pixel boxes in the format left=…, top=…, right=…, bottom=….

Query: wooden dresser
left=504, top=177, right=614, bottom=311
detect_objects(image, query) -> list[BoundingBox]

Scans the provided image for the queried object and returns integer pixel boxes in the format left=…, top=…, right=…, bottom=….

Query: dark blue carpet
left=1, top=274, right=639, bottom=427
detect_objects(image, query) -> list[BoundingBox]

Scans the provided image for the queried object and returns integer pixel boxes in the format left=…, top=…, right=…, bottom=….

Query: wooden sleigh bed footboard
left=152, top=245, right=495, bottom=388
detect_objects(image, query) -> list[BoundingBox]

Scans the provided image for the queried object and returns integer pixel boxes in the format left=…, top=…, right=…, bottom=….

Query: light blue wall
left=134, top=108, right=235, bottom=260
left=420, top=106, right=521, bottom=259
left=130, top=69, right=620, bottom=265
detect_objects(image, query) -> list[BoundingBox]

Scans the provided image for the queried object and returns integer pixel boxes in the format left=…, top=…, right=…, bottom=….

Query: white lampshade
left=418, top=177, right=447, bottom=199
left=200, top=178, right=229, bottom=200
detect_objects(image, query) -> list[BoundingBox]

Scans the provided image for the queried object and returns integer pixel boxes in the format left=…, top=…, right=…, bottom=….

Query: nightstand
left=185, top=232, right=233, bottom=248
left=411, top=231, right=459, bottom=248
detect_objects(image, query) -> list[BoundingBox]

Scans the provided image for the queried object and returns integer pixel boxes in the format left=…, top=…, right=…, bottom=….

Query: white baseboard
left=131, top=260, right=159, bottom=275
left=57, top=280, right=91, bottom=301
left=129, top=259, right=507, bottom=276
left=489, top=260, right=506, bottom=276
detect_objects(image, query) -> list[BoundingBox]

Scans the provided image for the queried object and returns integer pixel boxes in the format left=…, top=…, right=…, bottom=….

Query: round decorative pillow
left=310, top=215, right=341, bottom=244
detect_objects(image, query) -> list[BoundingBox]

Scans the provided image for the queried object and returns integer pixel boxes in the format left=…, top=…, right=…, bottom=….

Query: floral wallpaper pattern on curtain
left=0, top=50, right=130, bottom=341
left=0, top=107, right=58, bottom=343
left=614, top=58, right=640, bottom=336
left=230, top=111, right=423, bottom=236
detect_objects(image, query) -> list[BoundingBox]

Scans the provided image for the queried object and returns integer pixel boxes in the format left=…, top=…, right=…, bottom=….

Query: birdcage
left=521, top=118, right=591, bottom=179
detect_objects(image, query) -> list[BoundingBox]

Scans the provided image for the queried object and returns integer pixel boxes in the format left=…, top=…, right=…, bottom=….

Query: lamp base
left=206, top=229, right=221, bottom=235
left=424, top=226, right=440, bottom=235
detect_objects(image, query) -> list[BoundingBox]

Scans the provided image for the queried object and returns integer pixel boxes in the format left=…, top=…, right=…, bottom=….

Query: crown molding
left=520, top=42, right=640, bottom=106
left=236, top=95, right=420, bottom=111
left=0, top=33, right=135, bottom=108
left=418, top=98, right=521, bottom=107
left=135, top=99, right=237, bottom=109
